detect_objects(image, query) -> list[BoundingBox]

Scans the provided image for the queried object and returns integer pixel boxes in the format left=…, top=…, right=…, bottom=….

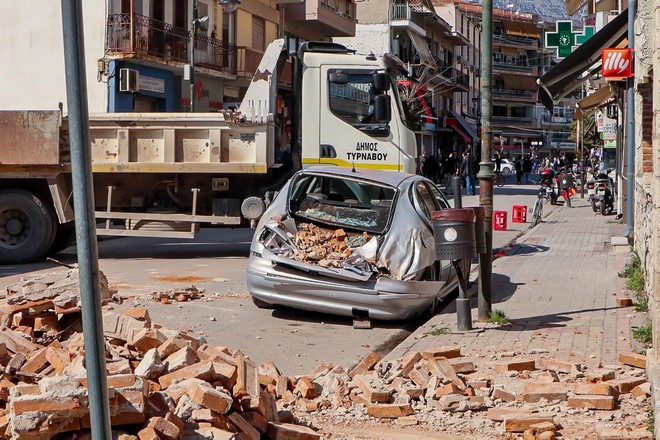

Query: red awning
left=446, top=118, right=471, bottom=143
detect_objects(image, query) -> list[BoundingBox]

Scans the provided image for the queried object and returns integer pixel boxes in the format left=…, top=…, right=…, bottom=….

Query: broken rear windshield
left=288, top=173, right=396, bottom=234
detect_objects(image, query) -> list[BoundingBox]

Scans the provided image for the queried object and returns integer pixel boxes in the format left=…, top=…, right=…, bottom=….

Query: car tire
left=502, top=166, right=512, bottom=174
left=252, top=296, right=277, bottom=309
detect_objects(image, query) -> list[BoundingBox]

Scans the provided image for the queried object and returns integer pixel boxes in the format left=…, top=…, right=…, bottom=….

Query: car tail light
left=598, top=183, right=605, bottom=189
left=587, top=183, right=595, bottom=190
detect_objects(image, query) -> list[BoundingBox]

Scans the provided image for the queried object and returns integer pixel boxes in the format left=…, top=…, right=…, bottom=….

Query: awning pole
left=623, top=1, right=635, bottom=237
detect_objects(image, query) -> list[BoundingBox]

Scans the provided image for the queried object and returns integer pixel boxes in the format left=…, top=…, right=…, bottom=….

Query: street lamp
left=220, top=0, right=241, bottom=13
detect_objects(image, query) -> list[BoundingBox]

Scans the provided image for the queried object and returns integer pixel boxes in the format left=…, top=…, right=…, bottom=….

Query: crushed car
left=246, top=166, right=470, bottom=320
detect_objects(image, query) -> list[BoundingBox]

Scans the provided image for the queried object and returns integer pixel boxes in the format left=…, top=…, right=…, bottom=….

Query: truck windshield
left=328, top=73, right=380, bottom=125
left=288, top=173, right=397, bottom=234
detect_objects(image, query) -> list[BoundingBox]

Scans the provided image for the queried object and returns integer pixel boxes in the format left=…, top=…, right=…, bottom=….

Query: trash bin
left=469, top=206, right=486, bottom=255
left=431, top=208, right=476, bottom=260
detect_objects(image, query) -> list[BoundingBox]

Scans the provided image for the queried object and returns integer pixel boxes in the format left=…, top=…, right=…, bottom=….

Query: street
left=0, top=183, right=557, bottom=375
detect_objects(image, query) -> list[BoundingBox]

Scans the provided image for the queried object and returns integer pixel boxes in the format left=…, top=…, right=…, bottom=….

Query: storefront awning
left=503, top=21, right=540, bottom=38
left=447, top=110, right=479, bottom=143
left=575, top=84, right=616, bottom=119
left=407, top=30, right=435, bottom=67
left=537, top=10, right=628, bottom=111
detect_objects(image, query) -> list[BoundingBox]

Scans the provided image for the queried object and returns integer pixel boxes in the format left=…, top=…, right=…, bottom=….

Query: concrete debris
left=150, top=286, right=205, bottom=304
left=0, top=270, right=650, bottom=439
left=285, top=223, right=372, bottom=269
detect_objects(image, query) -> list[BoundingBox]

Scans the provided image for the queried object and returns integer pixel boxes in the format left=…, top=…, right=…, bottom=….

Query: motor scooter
left=539, top=169, right=560, bottom=205
left=587, top=169, right=614, bottom=215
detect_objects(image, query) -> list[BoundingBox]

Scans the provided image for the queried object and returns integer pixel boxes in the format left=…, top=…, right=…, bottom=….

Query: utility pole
left=476, top=0, right=494, bottom=321
left=188, top=0, right=197, bottom=112
left=61, top=1, right=112, bottom=437
left=624, top=1, right=636, bottom=238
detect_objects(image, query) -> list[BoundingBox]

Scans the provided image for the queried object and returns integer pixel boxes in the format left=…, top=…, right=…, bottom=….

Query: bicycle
left=530, top=185, right=551, bottom=228
left=494, top=171, right=505, bottom=187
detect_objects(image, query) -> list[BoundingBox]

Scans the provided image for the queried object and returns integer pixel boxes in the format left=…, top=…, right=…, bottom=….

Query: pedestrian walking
left=494, top=152, right=502, bottom=173
left=514, top=156, right=522, bottom=185
left=422, top=151, right=440, bottom=183
left=523, top=155, right=533, bottom=184
left=417, top=151, right=427, bottom=176
left=444, top=152, right=457, bottom=193
left=461, top=149, right=477, bottom=195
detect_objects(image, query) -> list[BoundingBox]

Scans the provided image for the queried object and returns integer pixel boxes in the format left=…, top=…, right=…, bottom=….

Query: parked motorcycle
left=539, top=169, right=560, bottom=205
left=587, top=169, right=615, bottom=215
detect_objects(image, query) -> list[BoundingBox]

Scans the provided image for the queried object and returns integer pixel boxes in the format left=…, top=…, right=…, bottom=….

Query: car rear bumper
left=246, top=254, right=455, bottom=321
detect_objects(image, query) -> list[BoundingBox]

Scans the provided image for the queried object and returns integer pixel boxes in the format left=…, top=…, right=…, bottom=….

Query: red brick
left=348, top=351, right=381, bottom=378
left=137, top=427, right=159, bottom=440
left=123, top=307, right=152, bottom=326
left=606, top=377, right=647, bottom=394
left=523, top=383, right=567, bottom=403
left=537, top=358, right=581, bottom=374
left=567, top=395, right=616, bottom=410
left=266, top=422, right=321, bottom=440
left=399, top=352, right=422, bottom=378
left=616, top=298, right=634, bottom=307
left=234, top=354, right=259, bottom=397
left=229, top=412, right=261, bottom=440
left=427, top=357, right=458, bottom=379
left=449, top=359, right=475, bottom=373
left=572, top=383, right=619, bottom=398
left=495, top=359, right=535, bottom=372
left=11, top=396, right=83, bottom=415
left=146, top=416, right=180, bottom=440
left=353, top=375, right=390, bottom=403
left=492, top=387, right=516, bottom=401
left=241, top=411, right=269, bottom=434
left=618, top=351, right=646, bottom=369
left=367, top=403, right=415, bottom=418
left=256, top=392, right=280, bottom=423
left=20, top=348, right=49, bottom=374
left=294, top=377, right=317, bottom=399
left=504, top=415, right=555, bottom=433
left=158, top=361, right=215, bottom=388
left=191, top=383, right=233, bottom=414
left=487, top=408, right=532, bottom=421
left=408, top=365, right=432, bottom=388
left=434, top=383, right=463, bottom=398
left=587, top=369, right=616, bottom=383
left=631, top=382, right=651, bottom=397
left=421, top=346, right=462, bottom=360
left=45, top=348, right=71, bottom=374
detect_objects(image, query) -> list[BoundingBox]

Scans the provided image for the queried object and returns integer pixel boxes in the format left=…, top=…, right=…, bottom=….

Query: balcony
left=493, top=62, right=538, bottom=76
left=493, top=88, right=536, bottom=101
left=283, top=0, right=356, bottom=38
left=390, top=3, right=425, bottom=34
left=436, top=64, right=469, bottom=89
left=493, top=115, right=533, bottom=125
left=106, top=13, right=236, bottom=75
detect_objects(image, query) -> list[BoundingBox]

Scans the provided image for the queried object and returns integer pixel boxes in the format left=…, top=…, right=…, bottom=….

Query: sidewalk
left=383, top=196, right=650, bottom=436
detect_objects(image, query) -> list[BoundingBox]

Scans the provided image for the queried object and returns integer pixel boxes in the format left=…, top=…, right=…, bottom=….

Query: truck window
left=328, top=73, right=378, bottom=126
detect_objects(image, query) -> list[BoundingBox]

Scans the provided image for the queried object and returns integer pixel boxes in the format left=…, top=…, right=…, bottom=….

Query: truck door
left=315, top=68, right=403, bottom=171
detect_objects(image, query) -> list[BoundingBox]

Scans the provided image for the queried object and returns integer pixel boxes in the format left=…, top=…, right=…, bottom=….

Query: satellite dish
left=195, top=16, right=209, bottom=31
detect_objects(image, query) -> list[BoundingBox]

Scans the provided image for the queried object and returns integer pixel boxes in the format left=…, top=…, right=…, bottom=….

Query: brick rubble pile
left=0, top=269, right=652, bottom=439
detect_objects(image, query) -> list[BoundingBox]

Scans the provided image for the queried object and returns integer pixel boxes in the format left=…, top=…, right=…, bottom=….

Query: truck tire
left=0, top=189, right=56, bottom=263
left=48, top=223, right=76, bottom=255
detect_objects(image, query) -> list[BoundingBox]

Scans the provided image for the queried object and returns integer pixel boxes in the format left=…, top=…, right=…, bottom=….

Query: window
left=288, top=173, right=397, bottom=234
left=252, top=16, right=265, bottom=52
left=414, top=181, right=438, bottom=222
left=328, top=72, right=378, bottom=125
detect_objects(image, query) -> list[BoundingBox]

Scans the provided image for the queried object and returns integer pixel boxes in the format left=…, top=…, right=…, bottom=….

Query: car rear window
left=288, top=173, right=397, bottom=234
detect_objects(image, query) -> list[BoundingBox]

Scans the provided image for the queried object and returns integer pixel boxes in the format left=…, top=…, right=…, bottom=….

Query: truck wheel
left=48, top=223, right=76, bottom=255
left=0, top=189, right=56, bottom=263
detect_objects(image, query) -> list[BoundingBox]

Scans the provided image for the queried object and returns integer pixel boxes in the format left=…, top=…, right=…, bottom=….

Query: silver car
left=246, top=166, right=469, bottom=320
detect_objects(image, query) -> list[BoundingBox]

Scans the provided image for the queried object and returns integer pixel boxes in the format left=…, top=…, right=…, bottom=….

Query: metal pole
left=60, top=1, right=112, bottom=438
left=189, top=0, right=197, bottom=112
left=451, top=176, right=463, bottom=208
left=476, top=0, right=494, bottom=321
left=453, top=261, right=472, bottom=331
left=624, top=1, right=635, bottom=237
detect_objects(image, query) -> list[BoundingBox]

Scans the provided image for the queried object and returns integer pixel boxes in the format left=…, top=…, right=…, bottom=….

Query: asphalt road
left=0, top=228, right=419, bottom=376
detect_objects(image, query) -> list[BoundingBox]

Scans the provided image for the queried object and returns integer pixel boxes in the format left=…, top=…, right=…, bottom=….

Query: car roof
left=300, top=166, right=416, bottom=187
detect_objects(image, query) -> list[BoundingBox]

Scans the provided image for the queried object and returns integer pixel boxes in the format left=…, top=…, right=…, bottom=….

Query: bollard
left=451, top=176, right=463, bottom=208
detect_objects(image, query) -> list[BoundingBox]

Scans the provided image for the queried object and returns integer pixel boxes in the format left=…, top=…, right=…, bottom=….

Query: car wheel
left=503, top=166, right=512, bottom=174
left=252, top=296, right=277, bottom=309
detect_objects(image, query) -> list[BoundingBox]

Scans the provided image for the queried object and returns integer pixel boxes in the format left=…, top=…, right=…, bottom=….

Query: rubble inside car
left=260, top=219, right=378, bottom=274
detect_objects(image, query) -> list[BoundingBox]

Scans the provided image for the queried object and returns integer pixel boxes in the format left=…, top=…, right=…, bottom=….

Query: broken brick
left=367, top=403, right=415, bottom=418
left=567, top=395, right=616, bottom=410
left=495, top=359, right=535, bottom=373
left=618, top=351, right=646, bottom=369
left=523, top=383, right=567, bottom=403
left=348, top=351, right=381, bottom=378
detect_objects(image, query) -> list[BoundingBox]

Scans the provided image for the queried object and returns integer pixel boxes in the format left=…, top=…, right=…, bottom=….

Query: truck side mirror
left=374, top=95, right=391, bottom=123
left=329, top=72, right=349, bottom=84
left=372, top=73, right=390, bottom=93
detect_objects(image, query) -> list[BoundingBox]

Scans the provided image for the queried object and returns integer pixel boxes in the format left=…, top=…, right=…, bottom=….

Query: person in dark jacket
left=523, top=155, right=533, bottom=184
left=421, top=151, right=439, bottom=183
left=461, top=150, right=478, bottom=195
left=515, top=156, right=523, bottom=184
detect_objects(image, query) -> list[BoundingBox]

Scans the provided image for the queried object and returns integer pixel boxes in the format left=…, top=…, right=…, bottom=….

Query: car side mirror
left=374, top=95, right=391, bottom=123
left=372, top=73, right=390, bottom=93
left=329, top=72, right=349, bottom=84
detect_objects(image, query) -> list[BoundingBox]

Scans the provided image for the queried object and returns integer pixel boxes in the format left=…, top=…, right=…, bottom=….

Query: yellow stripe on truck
left=303, top=158, right=403, bottom=171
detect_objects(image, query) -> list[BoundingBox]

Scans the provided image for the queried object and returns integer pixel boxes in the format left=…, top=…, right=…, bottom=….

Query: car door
left=411, top=180, right=452, bottom=281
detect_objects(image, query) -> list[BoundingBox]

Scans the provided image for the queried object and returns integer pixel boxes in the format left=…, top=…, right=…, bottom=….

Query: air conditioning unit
left=119, top=68, right=140, bottom=93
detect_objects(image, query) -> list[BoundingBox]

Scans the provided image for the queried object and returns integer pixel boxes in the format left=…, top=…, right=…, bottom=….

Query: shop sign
left=602, top=48, right=633, bottom=78
left=139, top=75, right=165, bottom=94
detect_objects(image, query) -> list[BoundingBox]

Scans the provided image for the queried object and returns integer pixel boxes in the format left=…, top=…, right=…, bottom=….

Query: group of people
left=418, top=149, right=480, bottom=196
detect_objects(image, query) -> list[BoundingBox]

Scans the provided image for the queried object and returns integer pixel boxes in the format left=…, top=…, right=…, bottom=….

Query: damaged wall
left=633, top=0, right=660, bottom=363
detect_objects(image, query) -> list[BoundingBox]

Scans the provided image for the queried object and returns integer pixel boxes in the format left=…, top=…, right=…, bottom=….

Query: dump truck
left=0, top=39, right=418, bottom=264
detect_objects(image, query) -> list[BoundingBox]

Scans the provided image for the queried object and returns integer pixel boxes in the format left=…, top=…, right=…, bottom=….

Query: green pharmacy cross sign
left=545, top=21, right=595, bottom=59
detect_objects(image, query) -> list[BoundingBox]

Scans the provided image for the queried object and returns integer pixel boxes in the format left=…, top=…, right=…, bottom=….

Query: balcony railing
left=437, top=64, right=469, bottom=88
left=106, top=13, right=236, bottom=75
left=493, top=89, right=535, bottom=99
left=493, top=115, right=533, bottom=124
left=493, top=61, right=536, bottom=74
left=390, top=3, right=425, bottom=28
left=236, top=47, right=263, bottom=79
left=320, top=0, right=355, bottom=20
